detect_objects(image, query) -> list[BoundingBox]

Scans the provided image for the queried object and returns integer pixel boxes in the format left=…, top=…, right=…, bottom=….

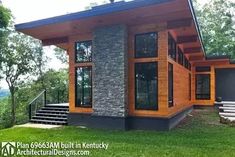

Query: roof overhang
left=15, top=0, right=206, bottom=59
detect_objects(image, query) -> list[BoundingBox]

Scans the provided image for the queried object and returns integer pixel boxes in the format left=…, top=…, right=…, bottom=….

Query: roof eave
left=15, top=0, right=173, bottom=31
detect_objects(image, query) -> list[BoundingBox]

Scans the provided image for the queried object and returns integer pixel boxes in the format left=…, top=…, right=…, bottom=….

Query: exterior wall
left=67, top=22, right=235, bottom=122
left=192, top=64, right=235, bottom=106
left=92, top=25, right=128, bottom=117
left=168, top=58, right=192, bottom=115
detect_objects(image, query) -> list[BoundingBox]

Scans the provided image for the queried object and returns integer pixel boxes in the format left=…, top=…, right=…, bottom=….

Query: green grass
left=0, top=109, right=235, bottom=157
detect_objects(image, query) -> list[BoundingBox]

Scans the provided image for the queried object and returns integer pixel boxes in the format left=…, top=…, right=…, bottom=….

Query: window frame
left=134, top=32, right=158, bottom=58
left=75, top=66, right=93, bottom=108
left=75, top=40, right=93, bottom=63
left=168, top=33, right=177, bottom=61
left=168, top=63, right=174, bottom=107
left=195, top=74, right=211, bottom=100
left=134, top=62, right=158, bottom=110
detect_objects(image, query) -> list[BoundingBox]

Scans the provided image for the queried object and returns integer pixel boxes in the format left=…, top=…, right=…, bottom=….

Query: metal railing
left=28, top=90, right=46, bottom=120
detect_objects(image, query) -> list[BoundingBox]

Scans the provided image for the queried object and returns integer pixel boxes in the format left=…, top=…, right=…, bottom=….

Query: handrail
left=28, top=90, right=46, bottom=105
left=28, top=90, right=47, bottom=120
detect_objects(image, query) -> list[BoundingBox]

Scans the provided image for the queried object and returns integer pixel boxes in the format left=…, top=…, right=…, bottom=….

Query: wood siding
left=67, top=23, right=235, bottom=118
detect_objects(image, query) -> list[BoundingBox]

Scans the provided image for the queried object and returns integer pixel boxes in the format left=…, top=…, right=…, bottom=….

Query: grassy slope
left=0, top=109, right=235, bottom=157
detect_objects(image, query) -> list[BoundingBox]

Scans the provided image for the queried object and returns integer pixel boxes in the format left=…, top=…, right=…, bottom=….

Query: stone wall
left=92, top=24, right=128, bottom=117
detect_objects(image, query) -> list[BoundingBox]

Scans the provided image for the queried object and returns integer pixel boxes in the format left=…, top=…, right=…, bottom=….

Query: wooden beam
left=167, top=18, right=192, bottom=29
left=184, top=47, right=201, bottom=54
left=177, top=35, right=198, bottom=44
left=189, top=55, right=204, bottom=61
left=42, top=36, right=69, bottom=46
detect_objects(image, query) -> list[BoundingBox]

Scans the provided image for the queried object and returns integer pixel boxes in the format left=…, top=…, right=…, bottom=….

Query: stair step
left=45, top=105, right=69, bottom=109
left=46, top=103, right=69, bottom=107
left=42, top=107, right=68, bottom=111
left=36, top=113, right=67, bottom=117
left=38, top=110, right=69, bottom=114
left=219, top=112, right=235, bottom=117
left=220, top=116, right=235, bottom=122
left=219, top=107, right=235, bottom=110
left=32, top=116, right=67, bottom=121
left=30, top=119, right=67, bottom=125
left=223, top=104, right=235, bottom=107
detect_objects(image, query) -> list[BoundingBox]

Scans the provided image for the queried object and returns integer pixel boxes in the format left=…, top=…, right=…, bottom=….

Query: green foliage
left=54, top=47, right=68, bottom=64
left=0, top=29, right=46, bottom=125
left=0, top=5, right=11, bottom=28
left=0, top=98, right=11, bottom=129
left=194, top=0, right=235, bottom=57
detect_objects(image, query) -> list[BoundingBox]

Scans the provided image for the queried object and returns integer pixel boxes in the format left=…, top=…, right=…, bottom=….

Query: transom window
left=75, top=41, right=92, bottom=63
left=135, top=32, right=158, bottom=58
left=168, top=33, right=177, bottom=61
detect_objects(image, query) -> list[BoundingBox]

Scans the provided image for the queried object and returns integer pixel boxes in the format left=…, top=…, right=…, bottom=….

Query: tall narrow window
left=178, top=47, right=184, bottom=65
left=75, top=41, right=92, bottom=62
left=135, top=32, right=157, bottom=58
left=75, top=67, right=92, bottom=107
left=196, top=74, right=210, bottom=100
left=189, top=73, right=191, bottom=100
left=168, top=63, right=174, bottom=107
left=168, top=33, right=177, bottom=61
left=135, top=62, right=158, bottom=110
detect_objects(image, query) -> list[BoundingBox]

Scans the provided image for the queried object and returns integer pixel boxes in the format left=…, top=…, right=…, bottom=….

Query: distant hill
left=0, top=89, right=10, bottom=98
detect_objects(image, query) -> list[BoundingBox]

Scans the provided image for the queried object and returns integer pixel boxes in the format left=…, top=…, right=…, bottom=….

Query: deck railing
left=28, top=90, right=46, bottom=120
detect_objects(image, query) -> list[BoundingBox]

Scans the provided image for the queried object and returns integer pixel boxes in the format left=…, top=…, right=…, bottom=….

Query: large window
left=75, top=67, right=92, bottom=107
left=196, top=74, right=210, bottom=100
left=75, top=41, right=92, bottom=62
left=135, top=62, right=158, bottom=110
left=135, top=32, right=158, bottom=58
left=168, top=33, right=177, bottom=61
left=168, top=63, right=174, bottom=107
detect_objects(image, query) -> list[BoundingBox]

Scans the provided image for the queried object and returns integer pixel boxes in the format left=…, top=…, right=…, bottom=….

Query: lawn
left=0, top=109, right=235, bottom=157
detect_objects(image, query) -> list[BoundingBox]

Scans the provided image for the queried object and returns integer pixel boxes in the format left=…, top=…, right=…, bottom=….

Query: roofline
left=187, top=0, right=206, bottom=57
left=206, top=55, right=231, bottom=60
left=15, top=0, right=173, bottom=30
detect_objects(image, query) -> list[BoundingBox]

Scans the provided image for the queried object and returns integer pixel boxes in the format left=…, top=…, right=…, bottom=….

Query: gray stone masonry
left=92, top=24, right=128, bottom=117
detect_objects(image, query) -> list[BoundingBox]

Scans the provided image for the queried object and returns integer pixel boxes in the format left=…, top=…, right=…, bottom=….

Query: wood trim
left=42, top=36, right=68, bottom=46
left=177, top=35, right=198, bottom=44
left=167, top=18, right=192, bottom=29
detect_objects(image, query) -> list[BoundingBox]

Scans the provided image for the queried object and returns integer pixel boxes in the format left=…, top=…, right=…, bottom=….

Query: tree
left=193, top=0, right=235, bottom=57
left=54, top=47, right=68, bottom=64
left=0, top=31, right=45, bottom=125
left=0, top=5, right=11, bottom=28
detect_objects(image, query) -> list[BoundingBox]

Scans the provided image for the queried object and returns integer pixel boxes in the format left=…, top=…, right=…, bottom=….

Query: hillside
left=0, top=89, right=10, bottom=98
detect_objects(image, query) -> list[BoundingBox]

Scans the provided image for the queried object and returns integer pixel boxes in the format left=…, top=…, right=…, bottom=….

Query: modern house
left=15, top=0, right=235, bottom=130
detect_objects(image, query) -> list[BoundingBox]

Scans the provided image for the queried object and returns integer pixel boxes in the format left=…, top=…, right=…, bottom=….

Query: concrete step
left=219, top=106, right=235, bottom=110
left=223, top=104, right=235, bottom=107
left=216, top=101, right=235, bottom=105
left=219, top=112, right=235, bottom=117
left=30, top=119, right=67, bottom=125
left=220, top=116, right=235, bottom=122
